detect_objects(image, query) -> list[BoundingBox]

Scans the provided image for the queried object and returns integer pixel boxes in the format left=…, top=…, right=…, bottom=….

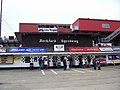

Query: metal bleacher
left=0, top=36, right=20, bottom=48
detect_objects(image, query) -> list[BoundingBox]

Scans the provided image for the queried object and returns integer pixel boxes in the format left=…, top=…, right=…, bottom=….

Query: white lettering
left=39, top=39, right=79, bottom=43
left=61, top=39, right=79, bottom=43
left=38, top=28, right=58, bottom=32
left=39, top=39, right=56, bottom=43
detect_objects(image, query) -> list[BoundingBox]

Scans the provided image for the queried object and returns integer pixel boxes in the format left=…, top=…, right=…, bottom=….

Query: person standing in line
left=44, top=57, right=48, bottom=69
left=97, top=60, right=101, bottom=70
left=87, top=56, right=91, bottom=68
left=61, top=56, right=64, bottom=67
left=82, top=57, right=85, bottom=68
left=41, top=57, right=44, bottom=69
left=78, top=55, right=83, bottom=68
left=68, top=55, right=73, bottom=68
left=38, top=57, right=42, bottom=69
left=53, top=56, right=57, bottom=68
left=57, top=59, right=61, bottom=69
left=93, top=58, right=97, bottom=70
left=63, top=56, right=67, bottom=70
left=66, top=56, right=70, bottom=69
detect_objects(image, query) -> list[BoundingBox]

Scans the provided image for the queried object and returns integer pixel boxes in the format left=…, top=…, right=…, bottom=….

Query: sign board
left=98, top=43, right=112, bottom=47
left=112, top=47, right=120, bottom=51
left=0, top=55, right=14, bottom=64
left=38, top=28, right=58, bottom=32
left=9, top=48, right=47, bottom=53
left=99, top=47, right=113, bottom=51
left=39, top=39, right=79, bottom=44
left=108, top=55, right=120, bottom=64
left=0, top=48, right=6, bottom=52
left=54, top=45, right=64, bottom=51
left=20, top=33, right=92, bottom=47
left=69, top=47, right=100, bottom=52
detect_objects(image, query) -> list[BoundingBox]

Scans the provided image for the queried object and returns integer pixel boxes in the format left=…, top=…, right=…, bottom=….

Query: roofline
left=72, top=18, right=120, bottom=25
left=19, top=23, right=71, bottom=26
left=15, top=32, right=99, bottom=36
left=78, top=18, right=120, bottom=22
left=1, top=51, right=120, bottom=56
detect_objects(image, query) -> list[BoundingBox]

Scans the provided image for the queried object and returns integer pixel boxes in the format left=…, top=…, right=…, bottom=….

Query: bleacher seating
left=0, top=36, right=20, bottom=47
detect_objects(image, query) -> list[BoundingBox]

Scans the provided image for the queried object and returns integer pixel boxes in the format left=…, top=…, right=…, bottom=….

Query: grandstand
left=0, top=36, right=20, bottom=47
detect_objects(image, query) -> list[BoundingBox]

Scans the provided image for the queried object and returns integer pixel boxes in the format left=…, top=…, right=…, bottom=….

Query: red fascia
left=19, top=23, right=38, bottom=32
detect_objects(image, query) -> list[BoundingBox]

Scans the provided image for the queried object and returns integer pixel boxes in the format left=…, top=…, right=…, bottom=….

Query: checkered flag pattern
left=57, top=56, right=61, bottom=61
left=21, top=56, right=34, bottom=63
left=49, top=56, right=53, bottom=61
left=74, top=56, right=79, bottom=61
left=21, top=57, right=25, bottom=63
left=30, top=57, right=34, bottom=62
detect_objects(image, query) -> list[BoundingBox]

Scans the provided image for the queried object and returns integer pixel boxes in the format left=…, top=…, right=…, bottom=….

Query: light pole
left=0, top=0, right=3, bottom=36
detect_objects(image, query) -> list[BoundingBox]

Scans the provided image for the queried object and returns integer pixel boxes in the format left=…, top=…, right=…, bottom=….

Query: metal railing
left=101, top=27, right=120, bottom=42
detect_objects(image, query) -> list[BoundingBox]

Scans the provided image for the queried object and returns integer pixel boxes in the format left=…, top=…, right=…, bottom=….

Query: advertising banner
left=108, top=55, right=120, bottom=64
left=99, top=47, right=113, bottom=51
left=112, top=47, right=120, bottom=51
left=54, top=45, right=64, bottom=51
left=69, top=47, right=100, bottom=52
left=38, top=28, right=58, bottom=32
left=0, top=55, right=14, bottom=64
left=98, top=43, right=112, bottom=46
left=0, top=48, right=6, bottom=52
left=9, top=48, right=47, bottom=53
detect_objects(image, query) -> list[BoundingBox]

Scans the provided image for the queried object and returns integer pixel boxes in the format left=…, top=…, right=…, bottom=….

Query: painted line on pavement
left=41, top=70, right=45, bottom=76
left=51, top=69, right=58, bottom=75
left=72, top=69, right=85, bottom=73
left=80, top=69, right=94, bottom=72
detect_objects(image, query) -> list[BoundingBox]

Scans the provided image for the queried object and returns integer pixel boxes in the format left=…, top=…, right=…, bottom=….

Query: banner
left=112, top=47, right=120, bottom=51
left=108, top=55, right=120, bottom=64
left=99, top=47, right=113, bottom=51
left=38, top=28, right=58, bottom=32
left=54, top=45, right=64, bottom=51
left=0, top=48, right=6, bottom=52
left=98, top=43, right=112, bottom=46
left=0, top=55, right=14, bottom=64
left=69, top=47, right=100, bottom=52
left=9, top=48, right=46, bottom=53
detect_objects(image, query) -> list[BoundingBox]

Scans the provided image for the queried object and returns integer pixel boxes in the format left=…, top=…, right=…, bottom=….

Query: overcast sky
left=1, top=0, right=120, bottom=37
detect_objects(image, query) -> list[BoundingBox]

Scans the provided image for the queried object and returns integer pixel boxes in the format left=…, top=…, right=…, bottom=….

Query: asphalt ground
left=0, top=65, right=120, bottom=90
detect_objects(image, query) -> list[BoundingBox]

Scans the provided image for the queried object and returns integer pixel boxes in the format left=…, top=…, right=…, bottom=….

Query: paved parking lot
left=0, top=65, right=120, bottom=90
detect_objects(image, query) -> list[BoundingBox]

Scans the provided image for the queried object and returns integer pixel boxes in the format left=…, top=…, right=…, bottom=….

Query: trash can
left=30, top=63, right=34, bottom=70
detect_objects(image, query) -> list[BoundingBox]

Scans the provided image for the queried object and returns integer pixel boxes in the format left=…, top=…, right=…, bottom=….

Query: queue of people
left=33, top=55, right=101, bottom=70
left=78, top=55, right=101, bottom=70
left=38, top=56, right=49, bottom=69
left=78, top=55, right=91, bottom=68
left=38, top=56, right=72, bottom=70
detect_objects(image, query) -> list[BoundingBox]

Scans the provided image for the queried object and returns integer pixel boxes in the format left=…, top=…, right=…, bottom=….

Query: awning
left=0, top=51, right=120, bottom=56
